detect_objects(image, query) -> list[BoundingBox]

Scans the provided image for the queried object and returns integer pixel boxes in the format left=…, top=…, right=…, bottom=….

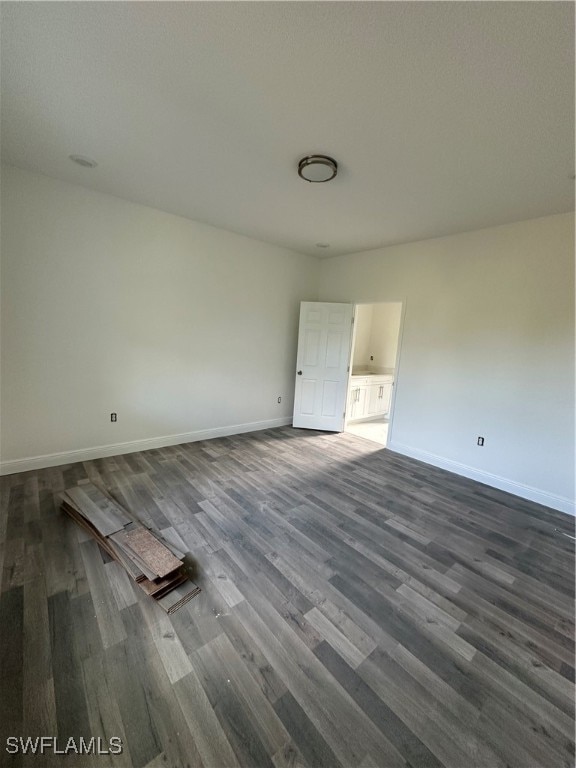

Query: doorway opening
left=345, top=302, right=403, bottom=447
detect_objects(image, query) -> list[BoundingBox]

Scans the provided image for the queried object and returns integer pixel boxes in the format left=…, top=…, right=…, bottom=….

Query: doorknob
left=297, top=370, right=302, bottom=375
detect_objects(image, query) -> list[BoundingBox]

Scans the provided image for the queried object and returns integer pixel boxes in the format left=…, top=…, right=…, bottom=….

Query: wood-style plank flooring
left=0, top=426, right=574, bottom=768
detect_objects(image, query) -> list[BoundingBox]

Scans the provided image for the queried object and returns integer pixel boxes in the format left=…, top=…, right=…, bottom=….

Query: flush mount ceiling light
left=298, top=155, right=338, bottom=183
left=69, top=154, right=98, bottom=168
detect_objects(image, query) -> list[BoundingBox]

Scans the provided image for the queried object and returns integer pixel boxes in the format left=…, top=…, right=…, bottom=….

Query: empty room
left=0, top=2, right=574, bottom=767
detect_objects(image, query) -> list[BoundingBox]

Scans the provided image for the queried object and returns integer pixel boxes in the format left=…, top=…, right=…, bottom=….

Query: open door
left=292, top=302, right=354, bottom=431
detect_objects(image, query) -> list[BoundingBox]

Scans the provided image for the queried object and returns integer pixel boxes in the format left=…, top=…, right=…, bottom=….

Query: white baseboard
left=0, top=417, right=293, bottom=476
left=387, top=440, right=575, bottom=516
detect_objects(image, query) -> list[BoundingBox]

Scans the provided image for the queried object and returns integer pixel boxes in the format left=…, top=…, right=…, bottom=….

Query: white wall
left=368, top=302, right=402, bottom=372
left=319, top=213, right=575, bottom=514
left=0, top=165, right=320, bottom=470
left=2, top=166, right=573, bottom=515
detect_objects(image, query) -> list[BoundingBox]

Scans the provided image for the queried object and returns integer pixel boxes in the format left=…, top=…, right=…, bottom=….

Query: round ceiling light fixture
left=298, top=155, right=337, bottom=183
left=69, top=154, right=98, bottom=168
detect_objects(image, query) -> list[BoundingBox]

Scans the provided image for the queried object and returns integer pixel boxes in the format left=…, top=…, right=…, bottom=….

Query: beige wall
left=352, top=302, right=402, bottom=372
left=0, top=165, right=320, bottom=469
left=320, top=213, right=575, bottom=513
left=352, top=304, right=373, bottom=369
left=368, top=302, right=402, bottom=372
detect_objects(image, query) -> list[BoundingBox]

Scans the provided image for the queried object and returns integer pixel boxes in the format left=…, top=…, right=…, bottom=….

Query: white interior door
left=292, top=302, right=354, bottom=431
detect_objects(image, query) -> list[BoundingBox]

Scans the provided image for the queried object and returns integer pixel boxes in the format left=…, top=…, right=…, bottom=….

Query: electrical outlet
left=277, top=396, right=282, bottom=404
left=477, top=436, right=484, bottom=446
left=370, top=355, right=374, bottom=361
left=111, top=413, right=117, bottom=422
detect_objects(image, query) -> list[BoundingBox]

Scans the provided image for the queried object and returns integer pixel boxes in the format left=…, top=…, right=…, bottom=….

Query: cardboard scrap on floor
left=60, top=482, right=200, bottom=613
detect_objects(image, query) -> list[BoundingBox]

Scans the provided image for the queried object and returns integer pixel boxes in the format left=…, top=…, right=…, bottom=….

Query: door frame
left=344, top=299, right=407, bottom=447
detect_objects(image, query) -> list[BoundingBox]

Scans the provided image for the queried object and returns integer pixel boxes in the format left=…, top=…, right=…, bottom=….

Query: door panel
left=325, top=330, right=344, bottom=368
left=300, top=379, right=316, bottom=415
left=328, top=307, right=348, bottom=324
left=321, top=380, right=339, bottom=417
left=305, top=306, right=322, bottom=324
left=293, top=302, right=354, bottom=431
left=303, top=329, right=321, bottom=366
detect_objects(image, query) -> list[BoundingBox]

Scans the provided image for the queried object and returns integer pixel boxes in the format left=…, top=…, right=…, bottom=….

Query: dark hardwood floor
left=0, top=426, right=574, bottom=768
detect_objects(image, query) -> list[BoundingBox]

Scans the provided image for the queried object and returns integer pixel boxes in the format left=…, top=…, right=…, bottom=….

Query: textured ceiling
left=1, top=2, right=574, bottom=257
